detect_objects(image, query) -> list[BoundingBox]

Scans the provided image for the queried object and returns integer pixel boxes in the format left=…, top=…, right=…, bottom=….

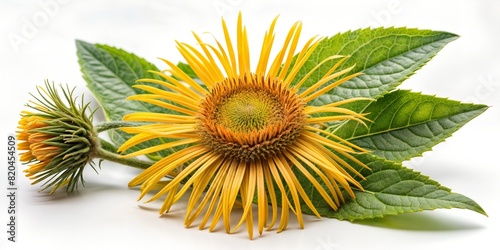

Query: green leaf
left=333, top=90, right=488, bottom=162
left=176, top=61, right=198, bottom=79
left=299, top=154, right=487, bottom=220
left=76, top=40, right=170, bottom=160
left=293, top=28, right=458, bottom=109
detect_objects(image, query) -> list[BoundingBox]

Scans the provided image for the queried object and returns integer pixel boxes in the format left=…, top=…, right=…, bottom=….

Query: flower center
left=216, top=89, right=283, bottom=133
left=197, top=74, right=306, bottom=162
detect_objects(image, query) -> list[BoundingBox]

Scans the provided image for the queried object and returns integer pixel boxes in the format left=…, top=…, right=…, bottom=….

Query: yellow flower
left=120, top=14, right=369, bottom=238
left=18, top=114, right=55, bottom=172
left=17, top=83, right=98, bottom=193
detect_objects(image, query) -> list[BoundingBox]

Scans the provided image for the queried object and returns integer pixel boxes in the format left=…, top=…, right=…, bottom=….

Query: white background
left=1, top=0, right=499, bottom=249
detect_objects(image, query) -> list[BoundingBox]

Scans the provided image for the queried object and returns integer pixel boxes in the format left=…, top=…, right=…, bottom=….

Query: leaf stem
left=352, top=187, right=374, bottom=195
left=95, top=140, right=153, bottom=170
left=95, top=121, right=141, bottom=133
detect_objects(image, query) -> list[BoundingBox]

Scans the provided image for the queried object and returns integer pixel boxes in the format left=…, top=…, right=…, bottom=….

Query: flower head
left=17, top=82, right=98, bottom=193
left=120, top=14, right=369, bottom=238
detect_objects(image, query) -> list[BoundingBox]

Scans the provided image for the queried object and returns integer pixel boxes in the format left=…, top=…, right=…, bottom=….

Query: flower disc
left=197, top=74, right=306, bottom=162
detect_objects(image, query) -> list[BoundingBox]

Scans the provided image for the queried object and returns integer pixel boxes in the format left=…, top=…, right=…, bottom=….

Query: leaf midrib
left=332, top=32, right=456, bottom=73
left=344, top=108, right=483, bottom=141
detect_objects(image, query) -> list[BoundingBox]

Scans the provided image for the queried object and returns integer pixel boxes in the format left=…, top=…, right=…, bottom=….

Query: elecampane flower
left=17, top=83, right=98, bottom=193
left=120, top=14, right=369, bottom=238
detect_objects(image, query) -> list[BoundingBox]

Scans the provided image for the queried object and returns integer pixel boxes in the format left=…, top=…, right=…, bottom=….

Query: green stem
left=93, top=124, right=153, bottom=169
left=95, top=145, right=153, bottom=170
left=98, top=138, right=121, bottom=153
left=95, top=121, right=141, bottom=133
